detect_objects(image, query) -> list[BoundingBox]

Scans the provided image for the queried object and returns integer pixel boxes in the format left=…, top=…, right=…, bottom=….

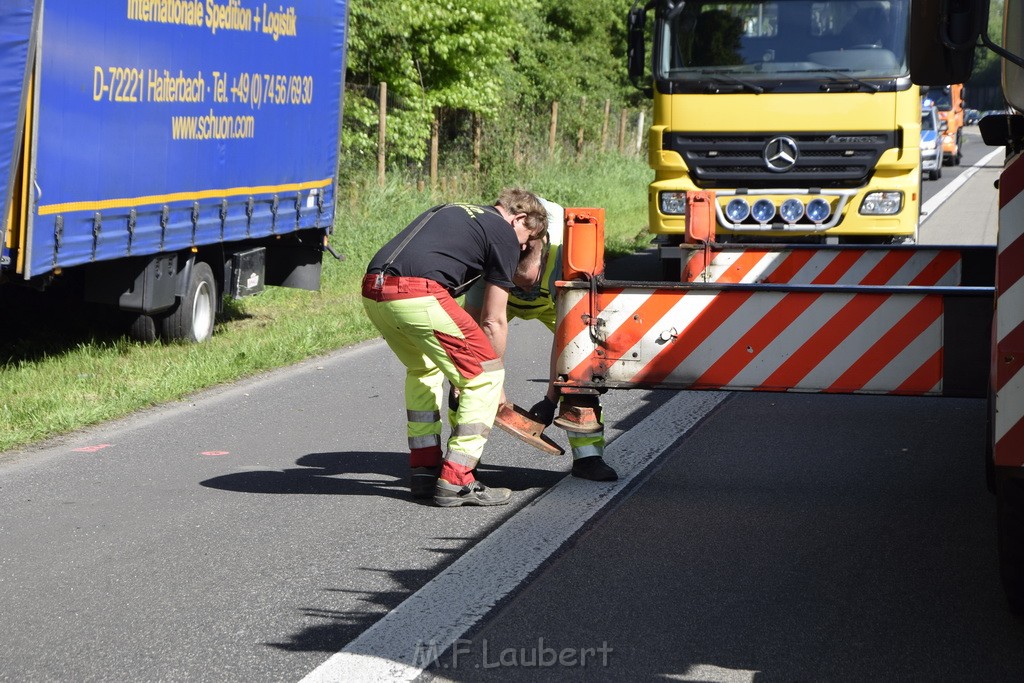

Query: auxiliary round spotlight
left=779, top=198, right=804, bottom=223
left=725, top=198, right=750, bottom=223
left=751, top=199, right=776, bottom=223
left=806, top=198, right=831, bottom=223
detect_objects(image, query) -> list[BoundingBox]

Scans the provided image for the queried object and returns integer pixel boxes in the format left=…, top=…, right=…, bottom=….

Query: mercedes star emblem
left=763, top=136, right=799, bottom=172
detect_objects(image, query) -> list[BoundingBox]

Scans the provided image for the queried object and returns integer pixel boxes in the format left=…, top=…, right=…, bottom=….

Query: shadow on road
left=199, top=450, right=567, bottom=502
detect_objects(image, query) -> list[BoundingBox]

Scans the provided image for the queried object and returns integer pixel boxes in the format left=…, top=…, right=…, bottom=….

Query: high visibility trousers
left=361, top=275, right=504, bottom=473
left=566, top=426, right=605, bottom=461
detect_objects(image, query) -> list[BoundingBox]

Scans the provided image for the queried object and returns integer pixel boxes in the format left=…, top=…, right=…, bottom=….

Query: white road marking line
left=299, top=390, right=729, bottom=682
left=920, top=147, right=1003, bottom=224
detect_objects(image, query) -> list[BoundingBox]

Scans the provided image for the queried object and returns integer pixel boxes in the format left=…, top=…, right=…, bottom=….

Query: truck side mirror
left=908, top=0, right=981, bottom=85
left=1003, top=0, right=1024, bottom=112
left=627, top=6, right=646, bottom=85
left=978, top=113, right=1024, bottom=147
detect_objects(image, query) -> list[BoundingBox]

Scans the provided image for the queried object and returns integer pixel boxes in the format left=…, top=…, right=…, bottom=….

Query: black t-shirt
left=367, top=204, right=520, bottom=295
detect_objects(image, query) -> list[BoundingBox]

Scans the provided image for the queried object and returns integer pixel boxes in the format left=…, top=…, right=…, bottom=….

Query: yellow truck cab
left=627, top=0, right=922, bottom=256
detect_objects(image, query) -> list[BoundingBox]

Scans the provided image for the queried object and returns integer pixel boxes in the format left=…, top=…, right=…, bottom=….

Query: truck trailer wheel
left=160, top=261, right=217, bottom=343
left=128, top=313, right=160, bottom=343
left=997, top=474, right=1024, bottom=614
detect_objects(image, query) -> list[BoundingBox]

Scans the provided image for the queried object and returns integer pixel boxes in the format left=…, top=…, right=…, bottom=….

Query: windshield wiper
left=697, top=70, right=765, bottom=94
left=804, top=68, right=882, bottom=93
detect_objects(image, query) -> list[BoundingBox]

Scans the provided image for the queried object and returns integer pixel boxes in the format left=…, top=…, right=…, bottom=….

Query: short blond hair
left=496, top=188, right=548, bottom=237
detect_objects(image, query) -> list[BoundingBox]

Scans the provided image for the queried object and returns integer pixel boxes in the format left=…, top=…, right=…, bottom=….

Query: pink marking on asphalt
left=72, top=444, right=112, bottom=453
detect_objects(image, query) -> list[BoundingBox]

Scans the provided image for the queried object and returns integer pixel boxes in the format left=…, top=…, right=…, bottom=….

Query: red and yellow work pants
left=362, top=275, right=504, bottom=482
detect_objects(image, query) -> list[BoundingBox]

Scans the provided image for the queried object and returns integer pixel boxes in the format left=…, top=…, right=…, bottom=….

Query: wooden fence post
left=548, top=101, right=559, bottom=160
left=576, top=96, right=586, bottom=159
left=618, top=108, right=628, bottom=154
left=473, top=113, right=482, bottom=172
left=635, top=110, right=645, bottom=155
left=430, top=111, right=439, bottom=191
left=601, top=99, right=611, bottom=151
left=377, top=82, right=387, bottom=187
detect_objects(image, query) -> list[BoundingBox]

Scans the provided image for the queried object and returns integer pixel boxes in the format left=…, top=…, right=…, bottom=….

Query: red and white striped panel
left=556, top=248, right=962, bottom=395
left=995, top=152, right=1024, bottom=468
left=687, top=246, right=962, bottom=286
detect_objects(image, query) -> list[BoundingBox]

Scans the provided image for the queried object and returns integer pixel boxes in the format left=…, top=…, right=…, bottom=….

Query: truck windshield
left=924, top=87, right=952, bottom=110
left=657, top=0, right=909, bottom=83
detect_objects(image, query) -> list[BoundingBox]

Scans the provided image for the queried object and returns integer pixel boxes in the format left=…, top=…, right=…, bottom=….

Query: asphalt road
left=1, top=125, right=1022, bottom=682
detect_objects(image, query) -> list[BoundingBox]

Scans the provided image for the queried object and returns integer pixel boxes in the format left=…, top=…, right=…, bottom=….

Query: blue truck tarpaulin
left=0, top=0, right=36, bottom=261
left=25, top=0, right=347, bottom=278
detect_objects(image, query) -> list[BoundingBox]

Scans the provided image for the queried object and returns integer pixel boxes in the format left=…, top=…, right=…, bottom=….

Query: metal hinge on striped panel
left=591, top=309, right=653, bottom=368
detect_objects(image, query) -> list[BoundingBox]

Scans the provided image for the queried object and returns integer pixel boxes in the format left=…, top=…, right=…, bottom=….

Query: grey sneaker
left=434, top=478, right=512, bottom=507
left=410, top=467, right=439, bottom=499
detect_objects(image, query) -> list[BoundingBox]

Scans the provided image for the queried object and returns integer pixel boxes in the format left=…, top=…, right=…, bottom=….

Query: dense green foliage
left=342, top=0, right=639, bottom=171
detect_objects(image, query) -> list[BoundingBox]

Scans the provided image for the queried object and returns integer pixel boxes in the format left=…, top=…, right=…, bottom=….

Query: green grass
left=0, top=153, right=652, bottom=453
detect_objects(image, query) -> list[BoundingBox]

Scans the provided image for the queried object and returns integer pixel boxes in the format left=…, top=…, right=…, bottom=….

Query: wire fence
left=340, top=82, right=650, bottom=194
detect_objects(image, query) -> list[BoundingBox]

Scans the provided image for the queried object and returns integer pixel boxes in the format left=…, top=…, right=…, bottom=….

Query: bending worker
left=464, top=199, right=617, bottom=482
left=361, top=189, right=549, bottom=507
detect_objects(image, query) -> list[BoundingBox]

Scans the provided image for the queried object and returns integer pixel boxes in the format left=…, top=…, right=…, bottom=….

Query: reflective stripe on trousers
left=362, top=274, right=504, bottom=467
left=566, top=425, right=605, bottom=460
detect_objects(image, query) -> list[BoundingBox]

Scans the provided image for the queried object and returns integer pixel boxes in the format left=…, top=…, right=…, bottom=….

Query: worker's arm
left=511, top=234, right=547, bottom=290
left=478, top=282, right=511, bottom=358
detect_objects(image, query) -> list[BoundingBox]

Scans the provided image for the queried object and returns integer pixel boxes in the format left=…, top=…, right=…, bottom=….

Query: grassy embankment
left=0, top=154, right=653, bottom=453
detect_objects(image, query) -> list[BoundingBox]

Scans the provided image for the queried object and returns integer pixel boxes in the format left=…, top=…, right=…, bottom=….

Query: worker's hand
left=527, top=396, right=558, bottom=427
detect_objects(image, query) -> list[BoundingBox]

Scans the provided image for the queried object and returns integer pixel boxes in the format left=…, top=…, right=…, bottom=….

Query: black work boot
left=571, top=456, right=618, bottom=482
left=434, top=478, right=512, bottom=507
left=410, top=467, right=439, bottom=499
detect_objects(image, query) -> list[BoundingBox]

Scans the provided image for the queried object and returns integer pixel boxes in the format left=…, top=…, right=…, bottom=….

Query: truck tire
left=997, top=474, right=1024, bottom=614
left=128, top=313, right=160, bottom=343
left=661, top=257, right=681, bottom=281
left=160, top=261, right=217, bottom=343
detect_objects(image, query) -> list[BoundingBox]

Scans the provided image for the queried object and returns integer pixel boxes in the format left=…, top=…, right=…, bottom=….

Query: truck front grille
left=663, top=131, right=895, bottom=189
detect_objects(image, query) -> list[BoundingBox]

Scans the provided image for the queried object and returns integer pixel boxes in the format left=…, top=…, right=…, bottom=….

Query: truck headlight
left=943, top=135, right=954, bottom=145
left=660, top=192, right=687, bottom=215
left=860, top=191, right=903, bottom=215
left=751, top=199, right=776, bottom=223
left=725, top=198, right=750, bottom=222
left=806, top=198, right=831, bottom=223
left=779, top=199, right=804, bottom=223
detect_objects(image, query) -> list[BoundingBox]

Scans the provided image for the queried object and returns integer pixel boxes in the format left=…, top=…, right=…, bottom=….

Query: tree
left=343, top=0, right=534, bottom=167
